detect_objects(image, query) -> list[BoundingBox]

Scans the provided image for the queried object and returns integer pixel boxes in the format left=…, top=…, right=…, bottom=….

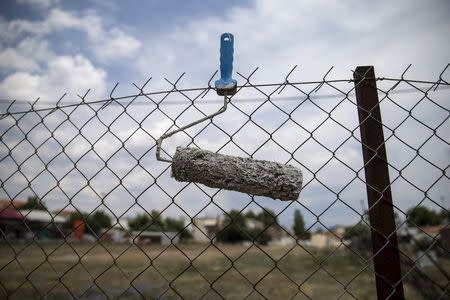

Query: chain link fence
left=0, top=65, right=449, bottom=299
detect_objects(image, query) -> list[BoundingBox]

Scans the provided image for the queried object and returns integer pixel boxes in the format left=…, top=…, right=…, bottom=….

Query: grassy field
left=0, top=241, right=440, bottom=299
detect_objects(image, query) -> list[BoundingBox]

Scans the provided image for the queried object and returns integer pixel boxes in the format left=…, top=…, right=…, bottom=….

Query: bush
left=406, top=206, right=443, bottom=227
left=217, top=210, right=248, bottom=244
left=164, top=217, right=192, bottom=240
left=248, top=228, right=271, bottom=245
left=217, top=209, right=276, bottom=245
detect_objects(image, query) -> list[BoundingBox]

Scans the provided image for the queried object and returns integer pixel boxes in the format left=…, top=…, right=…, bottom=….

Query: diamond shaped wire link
left=0, top=66, right=449, bottom=299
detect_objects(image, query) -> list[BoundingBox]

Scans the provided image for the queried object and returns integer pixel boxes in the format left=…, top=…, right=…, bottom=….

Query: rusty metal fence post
left=353, top=66, right=405, bottom=299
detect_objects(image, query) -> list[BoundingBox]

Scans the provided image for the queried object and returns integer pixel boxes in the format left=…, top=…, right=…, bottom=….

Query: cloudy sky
left=0, top=0, right=449, bottom=230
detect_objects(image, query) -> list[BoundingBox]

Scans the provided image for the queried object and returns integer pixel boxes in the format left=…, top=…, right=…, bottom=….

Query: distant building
left=420, top=225, right=446, bottom=238
left=100, top=228, right=128, bottom=243
left=130, top=231, right=179, bottom=245
left=20, top=209, right=66, bottom=239
left=117, top=218, right=130, bottom=231
left=99, top=219, right=130, bottom=243
left=20, top=209, right=66, bottom=224
left=0, top=207, right=66, bottom=240
left=245, top=218, right=263, bottom=230
left=267, top=225, right=296, bottom=246
left=0, top=208, right=25, bottom=239
left=398, top=224, right=446, bottom=243
left=0, top=199, right=26, bottom=210
left=192, top=216, right=224, bottom=243
left=311, top=232, right=339, bottom=249
left=310, top=226, right=345, bottom=249
left=244, top=218, right=296, bottom=246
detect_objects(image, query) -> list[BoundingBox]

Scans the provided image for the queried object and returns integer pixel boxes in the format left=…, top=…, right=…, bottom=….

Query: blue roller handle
left=215, top=33, right=237, bottom=93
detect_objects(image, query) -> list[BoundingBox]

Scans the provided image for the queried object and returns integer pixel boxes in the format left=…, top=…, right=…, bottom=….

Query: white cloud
left=0, top=37, right=52, bottom=72
left=8, top=8, right=98, bottom=36
left=0, top=55, right=107, bottom=101
left=0, top=8, right=135, bottom=102
left=135, top=0, right=450, bottom=84
left=0, top=1, right=448, bottom=227
left=95, top=28, right=141, bottom=61
left=7, top=8, right=141, bottom=61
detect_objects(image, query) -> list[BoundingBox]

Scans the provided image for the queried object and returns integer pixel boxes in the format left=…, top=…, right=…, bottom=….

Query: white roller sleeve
left=172, top=147, right=303, bottom=200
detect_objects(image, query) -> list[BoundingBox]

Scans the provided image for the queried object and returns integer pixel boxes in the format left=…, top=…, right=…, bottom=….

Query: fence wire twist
left=0, top=65, right=449, bottom=299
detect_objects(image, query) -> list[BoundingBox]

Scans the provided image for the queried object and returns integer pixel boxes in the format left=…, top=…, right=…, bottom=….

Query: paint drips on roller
left=172, top=147, right=303, bottom=201
left=155, top=33, right=303, bottom=200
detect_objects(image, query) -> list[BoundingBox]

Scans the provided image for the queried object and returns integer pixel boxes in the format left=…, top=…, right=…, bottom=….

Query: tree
left=128, top=210, right=165, bottom=232
left=217, top=209, right=277, bottom=245
left=244, top=210, right=256, bottom=219
left=128, top=213, right=152, bottom=231
left=20, top=196, right=47, bottom=211
left=164, top=217, right=192, bottom=240
left=344, top=223, right=370, bottom=239
left=65, top=210, right=112, bottom=235
left=149, top=210, right=164, bottom=229
left=217, top=210, right=248, bottom=243
left=257, top=208, right=277, bottom=227
left=247, top=227, right=271, bottom=245
left=406, top=206, right=442, bottom=227
left=292, top=209, right=309, bottom=239
left=87, top=211, right=112, bottom=235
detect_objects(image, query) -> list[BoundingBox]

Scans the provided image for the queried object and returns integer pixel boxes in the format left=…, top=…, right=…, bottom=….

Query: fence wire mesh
left=0, top=66, right=449, bottom=299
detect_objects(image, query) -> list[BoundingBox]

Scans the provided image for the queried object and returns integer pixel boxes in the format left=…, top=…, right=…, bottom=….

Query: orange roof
left=420, top=225, right=445, bottom=234
left=420, top=224, right=445, bottom=235
left=0, top=199, right=26, bottom=209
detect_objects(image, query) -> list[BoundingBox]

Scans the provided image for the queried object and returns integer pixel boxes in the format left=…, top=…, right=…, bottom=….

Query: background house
left=19, top=209, right=66, bottom=240
left=0, top=208, right=25, bottom=239
left=267, top=225, right=296, bottom=246
left=310, top=226, right=345, bottom=249
left=100, top=219, right=130, bottom=243
left=0, top=204, right=67, bottom=240
left=192, top=214, right=298, bottom=246
left=0, top=199, right=26, bottom=210
left=192, top=216, right=224, bottom=243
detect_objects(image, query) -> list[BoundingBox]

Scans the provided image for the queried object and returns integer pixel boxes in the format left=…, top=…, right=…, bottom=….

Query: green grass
left=0, top=241, right=440, bottom=299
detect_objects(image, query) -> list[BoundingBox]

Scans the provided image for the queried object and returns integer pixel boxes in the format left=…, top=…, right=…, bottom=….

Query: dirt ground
left=0, top=241, right=442, bottom=299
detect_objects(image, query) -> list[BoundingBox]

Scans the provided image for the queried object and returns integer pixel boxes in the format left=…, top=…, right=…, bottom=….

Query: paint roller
left=156, top=33, right=303, bottom=201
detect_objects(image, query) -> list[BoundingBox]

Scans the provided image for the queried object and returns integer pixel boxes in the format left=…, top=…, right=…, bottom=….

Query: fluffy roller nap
left=172, top=147, right=303, bottom=200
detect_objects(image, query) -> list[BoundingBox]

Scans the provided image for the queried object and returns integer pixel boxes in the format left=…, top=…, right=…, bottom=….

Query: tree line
left=343, top=205, right=449, bottom=255
left=15, top=196, right=449, bottom=244
left=210, top=208, right=311, bottom=244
